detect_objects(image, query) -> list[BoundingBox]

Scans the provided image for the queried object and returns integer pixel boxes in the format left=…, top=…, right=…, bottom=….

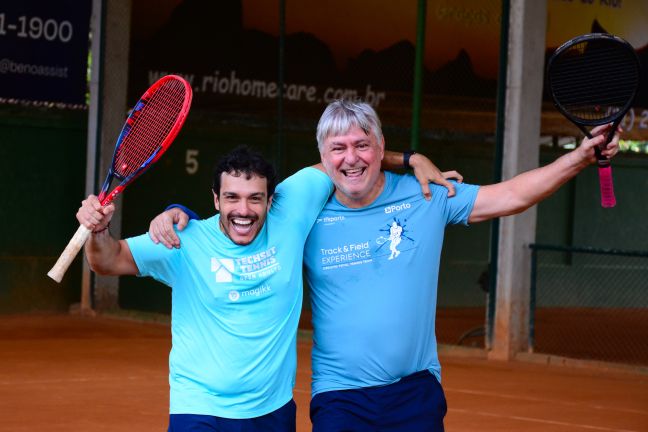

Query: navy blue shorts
left=310, top=370, right=447, bottom=432
left=168, top=399, right=296, bottom=432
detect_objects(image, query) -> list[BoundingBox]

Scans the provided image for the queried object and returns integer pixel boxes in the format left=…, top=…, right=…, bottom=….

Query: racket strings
left=114, top=79, right=188, bottom=177
left=553, top=67, right=637, bottom=95
left=549, top=41, right=639, bottom=122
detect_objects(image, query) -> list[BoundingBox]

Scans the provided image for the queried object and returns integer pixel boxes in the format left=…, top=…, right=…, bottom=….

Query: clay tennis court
left=1, top=314, right=646, bottom=431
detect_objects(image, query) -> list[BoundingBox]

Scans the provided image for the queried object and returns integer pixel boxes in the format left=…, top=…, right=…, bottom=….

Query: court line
left=449, top=408, right=641, bottom=432
left=445, top=387, right=648, bottom=416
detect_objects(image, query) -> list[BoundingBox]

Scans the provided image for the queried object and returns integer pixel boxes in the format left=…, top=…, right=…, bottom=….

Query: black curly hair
left=211, top=146, right=277, bottom=197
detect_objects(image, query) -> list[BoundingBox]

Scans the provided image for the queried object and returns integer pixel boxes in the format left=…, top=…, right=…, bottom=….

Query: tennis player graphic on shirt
left=376, top=218, right=411, bottom=260
left=387, top=221, right=403, bottom=260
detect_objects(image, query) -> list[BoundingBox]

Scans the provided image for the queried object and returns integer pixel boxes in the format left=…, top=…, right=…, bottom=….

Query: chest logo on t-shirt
left=318, top=217, right=415, bottom=271
left=384, top=201, right=411, bottom=214
left=316, top=215, right=345, bottom=225
left=211, top=258, right=235, bottom=282
left=375, top=218, right=413, bottom=260
left=210, top=247, right=281, bottom=283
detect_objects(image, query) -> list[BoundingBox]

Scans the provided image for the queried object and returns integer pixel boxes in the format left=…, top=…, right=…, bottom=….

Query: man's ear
left=213, top=190, right=220, bottom=212
left=267, top=195, right=273, bottom=212
left=380, top=136, right=385, bottom=159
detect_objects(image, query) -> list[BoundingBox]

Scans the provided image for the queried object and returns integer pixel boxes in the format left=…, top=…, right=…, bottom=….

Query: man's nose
left=344, top=147, right=359, bottom=164
left=235, top=200, right=253, bottom=215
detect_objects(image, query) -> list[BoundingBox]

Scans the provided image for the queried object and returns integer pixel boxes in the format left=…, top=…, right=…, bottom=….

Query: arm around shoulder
left=383, top=150, right=463, bottom=199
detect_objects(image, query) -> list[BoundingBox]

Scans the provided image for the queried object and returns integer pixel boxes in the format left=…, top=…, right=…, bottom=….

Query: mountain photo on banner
left=128, top=0, right=503, bottom=113
left=128, top=0, right=648, bottom=126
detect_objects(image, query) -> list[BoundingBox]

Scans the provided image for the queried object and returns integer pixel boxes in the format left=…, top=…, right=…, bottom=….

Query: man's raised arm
left=469, top=124, right=620, bottom=223
left=77, top=195, right=139, bottom=276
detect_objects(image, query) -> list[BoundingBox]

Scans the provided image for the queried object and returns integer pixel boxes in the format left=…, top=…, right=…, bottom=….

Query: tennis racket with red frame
left=47, top=75, right=193, bottom=282
left=547, top=33, right=640, bottom=208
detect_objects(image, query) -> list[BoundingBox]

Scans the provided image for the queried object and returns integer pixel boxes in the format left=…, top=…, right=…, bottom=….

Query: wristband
left=165, top=204, right=201, bottom=221
left=403, top=150, right=416, bottom=169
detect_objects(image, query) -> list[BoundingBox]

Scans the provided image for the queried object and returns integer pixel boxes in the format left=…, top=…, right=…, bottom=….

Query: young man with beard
left=78, top=144, right=453, bottom=432
left=153, top=100, right=620, bottom=431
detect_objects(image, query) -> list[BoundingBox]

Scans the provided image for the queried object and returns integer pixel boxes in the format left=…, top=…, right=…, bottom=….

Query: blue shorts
left=168, top=399, right=296, bottom=432
left=310, top=370, right=447, bottom=432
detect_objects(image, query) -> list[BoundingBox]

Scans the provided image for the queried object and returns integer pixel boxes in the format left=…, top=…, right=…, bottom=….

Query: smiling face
left=320, top=125, right=385, bottom=208
left=214, top=171, right=272, bottom=245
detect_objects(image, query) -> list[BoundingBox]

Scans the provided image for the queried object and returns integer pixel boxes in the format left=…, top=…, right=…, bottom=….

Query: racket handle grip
left=47, top=224, right=92, bottom=283
left=597, top=164, right=616, bottom=208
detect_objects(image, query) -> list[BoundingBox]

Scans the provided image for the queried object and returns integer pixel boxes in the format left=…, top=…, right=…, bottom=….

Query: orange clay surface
left=0, top=314, right=646, bottom=432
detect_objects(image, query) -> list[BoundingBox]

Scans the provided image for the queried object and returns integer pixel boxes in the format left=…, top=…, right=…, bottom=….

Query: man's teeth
left=345, top=168, right=363, bottom=175
left=233, top=218, right=252, bottom=225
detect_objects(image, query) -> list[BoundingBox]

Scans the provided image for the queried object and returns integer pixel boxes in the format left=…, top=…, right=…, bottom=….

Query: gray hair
left=316, top=100, right=383, bottom=151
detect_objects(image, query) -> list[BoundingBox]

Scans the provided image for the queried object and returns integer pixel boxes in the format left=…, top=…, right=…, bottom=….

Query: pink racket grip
left=597, top=164, right=616, bottom=208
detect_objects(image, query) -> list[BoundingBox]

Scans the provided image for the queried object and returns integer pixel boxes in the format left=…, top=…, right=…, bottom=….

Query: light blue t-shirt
left=304, top=172, right=479, bottom=396
left=126, top=167, right=333, bottom=418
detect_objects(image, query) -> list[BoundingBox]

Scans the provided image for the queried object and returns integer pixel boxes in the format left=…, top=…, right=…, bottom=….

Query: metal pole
left=410, top=0, right=427, bottom=151
left=80, top=0, right=106, bottom=315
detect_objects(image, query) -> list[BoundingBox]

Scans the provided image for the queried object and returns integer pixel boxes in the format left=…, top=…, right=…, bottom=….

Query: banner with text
left=128, top=0, right=648, bottom=138
left=0, top=0, right=91, bottom=105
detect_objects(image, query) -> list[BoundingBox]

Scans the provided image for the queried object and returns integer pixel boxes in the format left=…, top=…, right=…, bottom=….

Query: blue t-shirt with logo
left=126, top=167, right=333, bottom=418
left=304, top=172, right=479, bottom=396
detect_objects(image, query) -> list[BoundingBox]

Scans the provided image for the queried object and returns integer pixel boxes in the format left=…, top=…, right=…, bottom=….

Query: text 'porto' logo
left=384, top=202, right=411, bottom=214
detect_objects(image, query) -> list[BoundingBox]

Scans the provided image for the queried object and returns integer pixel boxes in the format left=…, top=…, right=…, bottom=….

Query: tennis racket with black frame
left=547, top=33, right=640, bottom=208
left=47, top=74, right=193, bottom=282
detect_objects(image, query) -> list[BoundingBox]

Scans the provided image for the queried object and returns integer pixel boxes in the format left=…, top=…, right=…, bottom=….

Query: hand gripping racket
left=547, top=33, right=640, bottom=208
left=47, top=75, right=193, bottom=282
